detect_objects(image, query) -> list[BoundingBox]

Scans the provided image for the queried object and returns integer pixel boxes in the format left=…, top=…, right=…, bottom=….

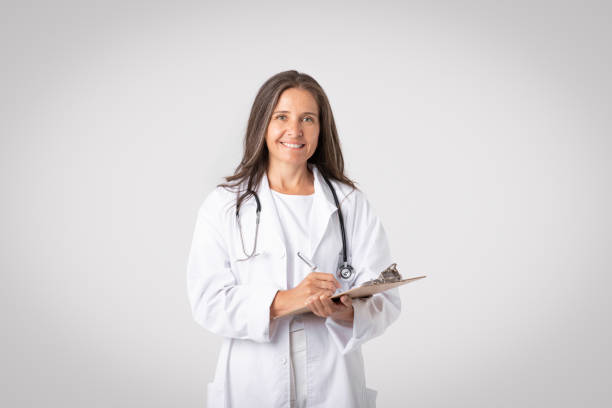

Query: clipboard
left=273, top=264, right=425, bottom=319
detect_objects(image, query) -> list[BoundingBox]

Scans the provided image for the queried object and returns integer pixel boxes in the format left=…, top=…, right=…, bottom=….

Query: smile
left=280, top=142, right=305, bottom=149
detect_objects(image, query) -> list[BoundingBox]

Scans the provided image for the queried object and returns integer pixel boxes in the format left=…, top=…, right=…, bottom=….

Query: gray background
left=2, top=0, right=611, bottom=407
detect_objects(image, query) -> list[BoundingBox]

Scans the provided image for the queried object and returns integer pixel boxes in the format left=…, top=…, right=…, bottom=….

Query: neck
left=267, top=161, right=314, bottom=195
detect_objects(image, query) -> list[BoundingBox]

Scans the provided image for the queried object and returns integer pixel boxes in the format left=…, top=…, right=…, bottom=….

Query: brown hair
left=220, top=70, right=357, bottom=209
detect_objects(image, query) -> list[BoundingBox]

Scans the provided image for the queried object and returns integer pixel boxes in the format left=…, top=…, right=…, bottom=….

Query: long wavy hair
left=219, top=70, right=356, bottom=210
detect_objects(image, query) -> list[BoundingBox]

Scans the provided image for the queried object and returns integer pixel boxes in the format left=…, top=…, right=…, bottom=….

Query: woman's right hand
left=270, top=272, right=340, bottom=318
left=292, top=272, right=341, bottom=301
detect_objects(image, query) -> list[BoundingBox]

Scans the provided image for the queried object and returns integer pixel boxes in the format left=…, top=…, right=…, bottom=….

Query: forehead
left=274, top=88, right=319, bottom=112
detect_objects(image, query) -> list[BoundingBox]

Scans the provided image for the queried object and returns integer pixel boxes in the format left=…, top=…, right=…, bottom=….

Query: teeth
left=281, top=142, right=304, bottom=148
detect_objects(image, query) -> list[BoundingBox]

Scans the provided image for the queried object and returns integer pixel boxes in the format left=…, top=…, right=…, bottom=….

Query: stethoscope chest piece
left=337, top=263, right=354, bottom=280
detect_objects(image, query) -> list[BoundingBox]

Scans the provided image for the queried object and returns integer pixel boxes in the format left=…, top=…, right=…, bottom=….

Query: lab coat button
left=281, top=357, right=287, bottom=365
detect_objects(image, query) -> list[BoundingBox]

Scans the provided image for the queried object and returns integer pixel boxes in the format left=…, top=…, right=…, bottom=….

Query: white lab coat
left=187, top=165, right=401, bottom=408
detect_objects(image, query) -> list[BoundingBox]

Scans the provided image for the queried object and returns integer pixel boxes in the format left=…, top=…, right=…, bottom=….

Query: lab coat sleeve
left=186, top=190, right=280, bottom=343
left=325, top=191, right=401, bottom=354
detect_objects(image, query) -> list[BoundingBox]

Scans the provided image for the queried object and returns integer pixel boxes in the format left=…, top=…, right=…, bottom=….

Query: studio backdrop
left=1, top=0, right=611, bottom=407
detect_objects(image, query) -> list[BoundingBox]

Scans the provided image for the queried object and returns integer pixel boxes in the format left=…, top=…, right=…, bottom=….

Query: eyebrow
left=273, top=110, right=319, bottom=117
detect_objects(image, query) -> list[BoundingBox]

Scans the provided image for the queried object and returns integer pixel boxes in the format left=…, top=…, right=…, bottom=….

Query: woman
left=187, top=70, right=401, bottom=408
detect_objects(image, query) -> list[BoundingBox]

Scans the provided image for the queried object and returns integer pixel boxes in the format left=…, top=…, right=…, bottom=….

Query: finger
left=315, top=294, right=329, bottom=317
left=306, top=295, right=325, bottom=317
left=325, top=295, right=347, bottom=315
left=319, top=294, right=335, bottom=316
left=314, top=281, right=337, bottom=293
left=308, top=273, right=341, bottom=289
left=317, top=294, right=338, bottom=317
left=340, top=295, right=353, bottom=308
left=315, top=297, right=330, bottom=317
left=330, top=296, right=348, bottom=313
left=305, top=296, right=319, bottom=316
left=306, top=285, right=333, bottom=298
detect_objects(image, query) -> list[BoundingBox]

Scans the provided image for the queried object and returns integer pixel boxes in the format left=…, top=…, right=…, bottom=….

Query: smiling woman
left=266, top=88, right=321, bottom=194
left=187, top=70, right=401, bottom=408
left=219, top=70, right=356, bottom=208
left=266, top=88, right=319, bottom=178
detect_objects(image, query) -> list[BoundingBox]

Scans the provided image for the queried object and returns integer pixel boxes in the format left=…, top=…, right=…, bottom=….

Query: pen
left=297, top=252, right=317, bottom=271
left=297, top=252, right=342, bottom=302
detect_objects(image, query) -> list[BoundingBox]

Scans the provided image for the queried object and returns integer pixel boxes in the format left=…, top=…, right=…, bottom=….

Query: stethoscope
left=235, top=174, right=355, bottom=281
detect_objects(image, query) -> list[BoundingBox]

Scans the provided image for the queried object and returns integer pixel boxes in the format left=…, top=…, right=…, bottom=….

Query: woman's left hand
left=306, top=293, right=354, bottom=324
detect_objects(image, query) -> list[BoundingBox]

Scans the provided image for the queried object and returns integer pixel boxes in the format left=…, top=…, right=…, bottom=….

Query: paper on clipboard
left=273, top=264, right=425, bottom=319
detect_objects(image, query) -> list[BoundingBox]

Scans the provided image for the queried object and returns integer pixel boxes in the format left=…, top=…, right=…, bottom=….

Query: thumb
left=340, top=295, right=353, bottom=308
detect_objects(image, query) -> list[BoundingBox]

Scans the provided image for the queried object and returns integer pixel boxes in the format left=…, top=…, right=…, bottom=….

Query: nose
left=286, top=118, right=303, bottom=138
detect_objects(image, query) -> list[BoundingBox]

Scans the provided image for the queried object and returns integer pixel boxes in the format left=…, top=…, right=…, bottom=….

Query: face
left=265, top=87, right=320, bottom=168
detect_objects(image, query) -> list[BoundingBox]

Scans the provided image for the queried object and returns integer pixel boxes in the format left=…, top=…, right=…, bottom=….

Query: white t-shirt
left=270, top=189, right=314, bottom=332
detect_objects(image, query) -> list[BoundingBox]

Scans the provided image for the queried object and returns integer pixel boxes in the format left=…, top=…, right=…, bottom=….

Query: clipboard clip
left=360, top=263, right=402, bottom=286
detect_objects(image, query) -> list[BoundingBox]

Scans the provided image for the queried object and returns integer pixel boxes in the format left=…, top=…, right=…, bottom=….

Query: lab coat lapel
left=309, top=166, right=339, bottom=258
left=256, top=172, right=287, bottom=256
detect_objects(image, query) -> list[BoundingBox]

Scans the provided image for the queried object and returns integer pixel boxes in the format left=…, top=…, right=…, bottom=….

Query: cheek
left=265, top=128, right=278, bottom=149
left=309, top=134, right=320, bottom=150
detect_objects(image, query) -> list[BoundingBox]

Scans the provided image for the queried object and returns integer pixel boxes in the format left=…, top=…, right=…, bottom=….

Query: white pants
left=289, top=327, right=307, bottom=408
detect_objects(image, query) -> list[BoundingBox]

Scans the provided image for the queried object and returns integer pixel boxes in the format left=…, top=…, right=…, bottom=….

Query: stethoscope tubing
left=235, top=173, right=353, bottom=278
left=320, top=173, right=348, bottom=266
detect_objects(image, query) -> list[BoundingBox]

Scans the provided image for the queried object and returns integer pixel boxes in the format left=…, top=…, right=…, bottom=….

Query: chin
left=283, top=157, right=309, bottom=166
left=272, top=153, right=309, bottom=166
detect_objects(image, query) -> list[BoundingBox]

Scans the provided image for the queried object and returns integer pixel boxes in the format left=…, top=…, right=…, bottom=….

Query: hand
left=270, top=272, right=340, bottom=318
left=306, top=294, right=354, bottom=324
left=292, top=271, right=341, bottom=304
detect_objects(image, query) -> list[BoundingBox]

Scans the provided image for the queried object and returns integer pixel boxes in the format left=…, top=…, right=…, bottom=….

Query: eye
left=275, top=114, right=287, bottom=120
left=303, top=116, right=314, bottom=123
